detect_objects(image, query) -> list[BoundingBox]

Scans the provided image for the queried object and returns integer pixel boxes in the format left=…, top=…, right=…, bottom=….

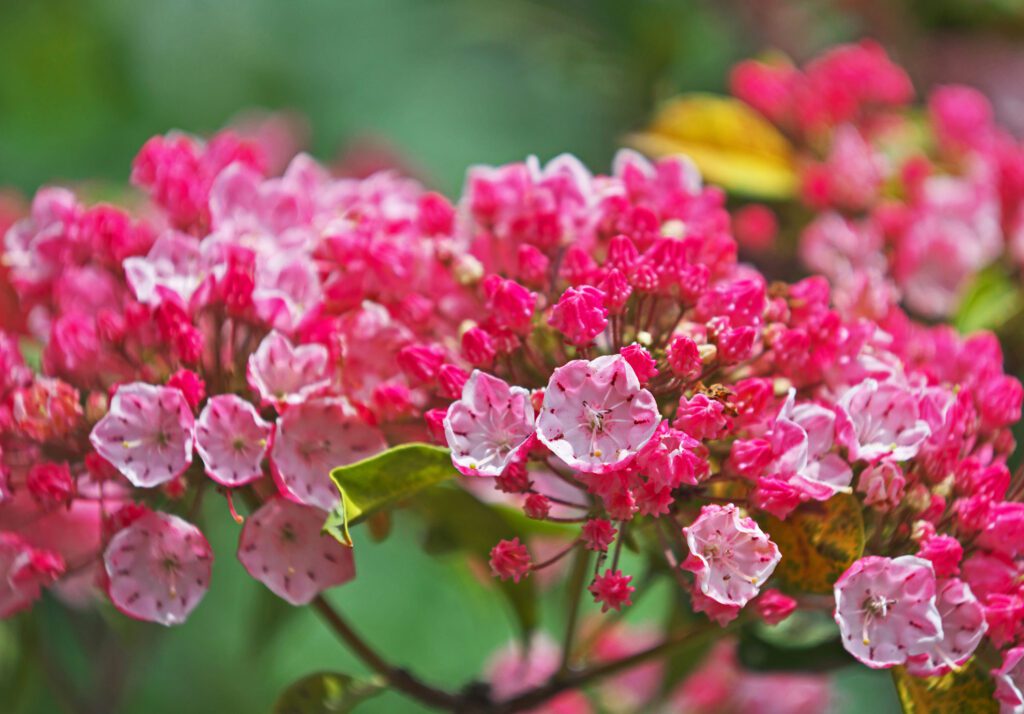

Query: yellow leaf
left=892, top=661, right=997, bottom=714
left=760, top=493, right=865, bottom=594
left=627, top=93, right=797, bottom=200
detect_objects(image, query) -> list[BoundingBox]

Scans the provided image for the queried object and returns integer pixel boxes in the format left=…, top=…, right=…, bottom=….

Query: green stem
left=558, top=546, right=592, bottom=676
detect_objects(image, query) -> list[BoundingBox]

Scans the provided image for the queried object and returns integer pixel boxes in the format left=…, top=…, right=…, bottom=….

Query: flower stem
left=557, top=546, right=591, bottom=676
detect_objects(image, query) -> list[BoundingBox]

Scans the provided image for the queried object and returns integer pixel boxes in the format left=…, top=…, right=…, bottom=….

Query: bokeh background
left=3, top=0, right=1023, bottom=711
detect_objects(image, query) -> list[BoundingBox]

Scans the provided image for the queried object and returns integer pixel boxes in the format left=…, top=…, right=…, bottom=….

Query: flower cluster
left=731, top=40, right=1024, bottom=321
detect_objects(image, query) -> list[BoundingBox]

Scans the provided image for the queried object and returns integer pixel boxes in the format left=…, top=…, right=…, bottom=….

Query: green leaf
left=759, top=493, right=865, bottom=594
left=892, top=660, right=997, bottom=713
left=954, top=267, right=1024, bottom=333
left=738, top=611, right=849, bottom=672
left=413, top=486, right=543, bottom=640
left=274, top=672, right=386, bottom=714
left=326, top=444, right=458, bottom=546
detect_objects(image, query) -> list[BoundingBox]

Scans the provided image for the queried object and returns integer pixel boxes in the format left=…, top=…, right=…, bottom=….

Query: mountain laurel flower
left=238, top=498, right=355, bottom=606
left=489, top=538, right=532, bottom=583
left=905, top=578, right=986, bottom=677
left=590, top=569, right=635, bottom=612
left=89, top=382, right=196, bottom=488
left=104, top=511, right=212, bottom=626
left=836, top=379, right=931, bottom=462
left=396, top=343, right=446, bottom=383
left=194, top=394, right=272, bottom=487
left=483, top=275, right=537, bottom=334
left=856, top=460, right=905, bottom=511
left=536, top=355, right=660, bottom=474
left=548, top=285, right=608, bottom=346
left=444, top=371, right=536, bottom=477
left=26, top=462, right=74, bottom=506
left=674, top=393, right=729, bottom=441
left=833, top=556, right=943, bottom=669
left=523, top=493, right=551, bottom=520
left=993, top=647, right=1024, bottom=714
left=461, top=326, right=497, bottom=367
left=166, top=369, right=206, bottom=411
left=246, top=330, right=331, bottom=408
left=581, top=518, right=617, bottom=551
left=682, top=504, right=781, bottom=608
left=916, top=534, right=963, bottom=578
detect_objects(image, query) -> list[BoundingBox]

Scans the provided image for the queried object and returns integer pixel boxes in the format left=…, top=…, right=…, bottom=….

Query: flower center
left=582, top=401, right=610, bottom=434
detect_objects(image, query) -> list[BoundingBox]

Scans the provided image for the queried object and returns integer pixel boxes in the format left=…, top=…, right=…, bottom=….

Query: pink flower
left=618, top=343, right=658, bottom=384
left=856, top=460, right=905, bottom=511
left=166, top=369, right=206, bottom=411
left=89, top=382, right=195, bottom=488
left=548, top=286, right=608, bottom=346
left=246, top=330, right=331, bottom=408
left=836, top=379, right=931, bottom=462
left=755, top=589, right=798, bottom=625
left=443, top=371, right=535, bottom=477
left=485, top=633, right=592, bottom=713
left=682, top=504, right=781, bottom=608
left=489, top=538, right=532, bottom=583
left=104, top=511, right=212, bottom=626
left=732, top=204, right=778, bottom=252
left=589, top=569, right=635, bottom=612
left=194, top=395, right=272, bottom=487
left=270, top=399, right=386, bottom=511
left=993, top=647, right=1024, bottom=713
left=833, top=555, right=942, bottom=668
left=689, top=587, right=741, bottom=626
left=238, top=498, right=355, bottom=605
left=536, top=355, right=660, bottom=474
left=396, top=343, right=446, bottom=383
left=123, top=231, right=203, bottom=307
left=905, top=578, right=986, bottom=677
left=634, top=424, right=709, bottom=488
left=581, top=519, right=617, bottom=552
left=462, top=327, right=497, bottom=367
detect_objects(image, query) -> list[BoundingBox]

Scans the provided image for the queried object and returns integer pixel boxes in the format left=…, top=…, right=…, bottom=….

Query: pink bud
left=589, top=569, right=635, bottom=612
left=489, top=538, right=532, bottom=583
left=597, top=268, right=632, bottom=314
left=666, top=335, right=702, bottom=381
left=754, top=589, right=797, bottom=625
left=619, top=344, right=658, bottom=384
left=715, top=326, right=756, bottom=365
left=396, top=343, right=446, bottom=383
left=26, top=462, right=74, bottom=506
left=462, top=327, right=497, bottom=368
left=438, top=364, right=470, bottom=399
left=917, top=534, right=963, bottom=578
left=524, top=493, right=551, bottom=520
left=856, top=460, right=906, bottom=511
left=424, top=408, right=447, bottom=443
left=495, top=462, right=532, bottom=493
left=732, top=204, right=778, bottom=252
left=483, top=275, right=537, bottom=335
left=516, top=244, right=550, bottom=287
left=167, top=369, right=206, bottom=411
left=674, top=393, right=729, bottom=440
left=581, top=518, right=617, bottom=552
left=548, top=285, right=608, bottom=346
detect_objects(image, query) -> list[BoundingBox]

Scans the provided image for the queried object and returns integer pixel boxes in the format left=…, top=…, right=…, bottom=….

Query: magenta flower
left=836, top=379, right=931, bottom=462
left=237, top=498, right=355, bottom=605
left=682, top=504, right=781, bottom=608
left=905, top=578, right=986, bottom=677
left=104, top=512, right=212, bottom=626
left=270, top=399, right=386, bottom=511
left=443, top=370, right=535, bottom=477
left=537, top=355, right=660, bottom=474
left=548, top=285, right=608, bottom=346
left=0, top=534, right=64, bottom=618
left=89, top=382, right=195, bottom=488
left=833, top=555, right=942, bottom=668
left=194, top=394, right=272, bottom=487
left=590, top=569, right=635, bottom=612
left=246, top=330, right=331, bottom=408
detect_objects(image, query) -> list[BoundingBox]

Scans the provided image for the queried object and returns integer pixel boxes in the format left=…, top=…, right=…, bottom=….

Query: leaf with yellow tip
left=892, top=660, right=997, bottom=713
left=627, top=93, right=797, bottom=199
left=759, top=493, right=864, bottom=594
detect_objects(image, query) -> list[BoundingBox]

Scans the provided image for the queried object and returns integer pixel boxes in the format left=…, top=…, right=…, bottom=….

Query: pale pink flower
left=123, top=231, right=203, bottom=306
left=682, top=504, right=781, bottom=608
left=856, top=460, right=905, bottom=511
left=238, top=498, right=355, bottom=605
left=246, top=330, right=331, bottom=408
left=833, top=555, right=942, bottom=668
left=485, top=633, right=593, bottom=713
left=89, top=382, right=195, bottom=488
left=993, top=647, right=1024, bottom=714
left=836, top=379, right=931, bottom=462
left=0, top=534, right=64, bottom=617
left=537, top=355, right=660, bottom=474
left=104, top=511, right=212, bottom=626
left=270, top=399, right=386, bottom=511
left=443, top=370, right=535, bottom=477
left=905, top=578, right=986, bottom=677
left=194, top=394, right=272, bottom=487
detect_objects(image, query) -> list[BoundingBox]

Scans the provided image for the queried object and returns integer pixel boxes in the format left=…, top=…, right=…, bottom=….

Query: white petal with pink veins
left=89, top=382, right=194, bottom=488
left=238, top=498, right=355, bottom=605
left=195, top=394, right=272, bottom=487
left=104, top=512, right=212, bottom=626
left=247, top=330, right=332, bottom=408
left=270, top=399, right=386, bottom=511
left=123, top=231, right=202, bottom=307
